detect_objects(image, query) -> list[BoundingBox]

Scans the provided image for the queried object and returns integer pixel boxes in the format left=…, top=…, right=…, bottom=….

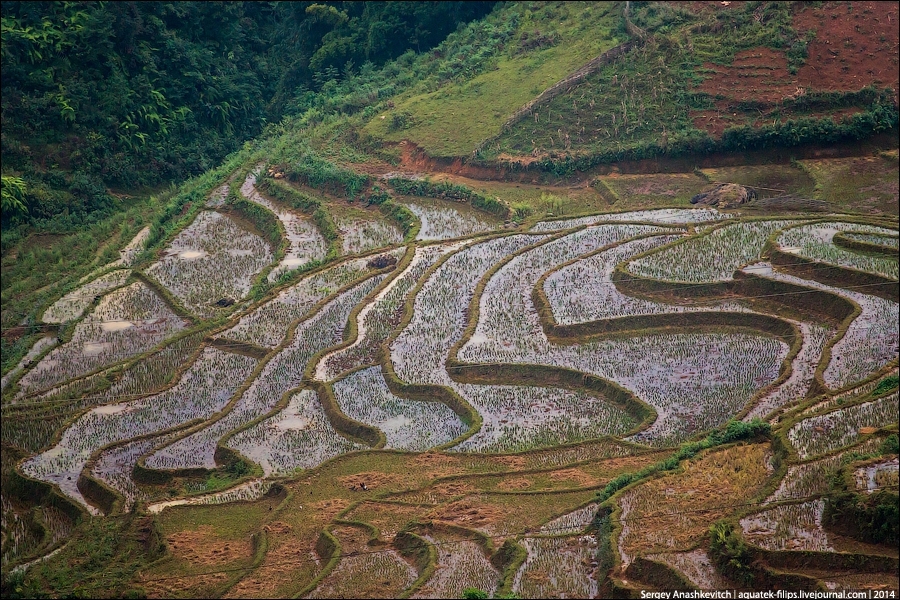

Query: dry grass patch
left=496, top=477, right=534, bottom=491
left=167, top=525, right=252, bottom=567
left=426, top=497, right=508, bottom=529
left=547, top=467, right=599, bottom=487
left=618, top=443, right=773, bottom=559
left=311, top=498, right=352, bottom=519
left=344, top=502, right=428, bottom=540
left=144, top=572, right=230, bottom=599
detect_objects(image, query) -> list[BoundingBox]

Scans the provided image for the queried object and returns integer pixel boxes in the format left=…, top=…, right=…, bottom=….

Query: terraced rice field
left=530, top=207, right=729, bottom=232
left=148, top=274, right=384, bottom=470
left=626, top=219, right=804, bottom=282
left=5, top=193, right=897, bottom=595
left=742, top=263, right=899, bottom=391
left=414, top=531, right=499, bottom=599
left=514, top=535, right=599, bottom=598
left=544, top=234, right=750, bottom=323
left=239, top=172, right=328, bottom=281
left=20, top=347, right=256, bottom=511
left=397, top=196, right=502, bottom=240
left=41, top=269, right=131, bottom=324
left=15, top=281, right=188, bottom=397
left=777, top=221, right=899, bottom=280
left=617, top=444, right=773, bottom=564
left=332, top=367, right=466, bottom=451
left=334, top=211, right=404, bottom=254
left=307, top=526, right=417, bottom=598
left=741, top=500, right=833, bottom=551
left=787, top=393, right=899, bottom=459
left=228, top=389, right=364, bottom=476
left=217, top=253, right=395, bottom=348
left=145, top=209, right=273, bottom=316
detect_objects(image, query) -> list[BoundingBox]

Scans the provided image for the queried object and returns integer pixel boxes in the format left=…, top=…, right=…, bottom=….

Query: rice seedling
left=97, top=330, right=207, bottom=401
left=239, top=172, right=328, bottom=282
left=842, top=232, right=900, bottom=250
left=391, top=234, right=540, bottom=388
left=787, top=393, right=899, bottom=459
left=414, top=531, right=499, bottom=599
left=335, top=214, right=404, bottom=255
left=219, top=251, right=401, bottom=348
left=308, top=526, right=417, bottom=599
left=538, top=503, right=599, bottom=535
left=627, top=220, right=804, bottom=283
left=332, top=367, right=466, bottom=451
left=800, top=370, right=898, bottom=417
left=645, top=549, right=732, bottom=590
left=744, top=264, right=899, bottom=390
left=20, top=347, right=256, bottom=510
left=745, top=320, right=835, bottom=421
left=530, top=208, right=728, bottom=232
left=387, top=233, right=646, bottom=447
left=397, top=196, right=501, bottom=240
left=1, top=371, right=113, bottom=453
left=740, top=500, right=832, bottom=551
left=41, top=270, right=131, bottom=324
left=854, top=457, right=899, bottom=493
left=514, top=535, right=599, bottom=599
left=146, top=479, right=273, bottom=514
left=145, top=210, right=273, bottom=317
left=544, top=235, right=750, bottom=324
left=16, top=282, right=188, bottom=397
left=91, top=432, right=179, bottom=511
left=777, top=222, right=899, bottom=280
left=228, top=389, right=364, bottom=476
left=1, top=336, right=57, bottom=392
left=316, top=243, right=463, bottom=381
left=149, top=275, right=384, bottom=470
left=767, top=455, right=842, bottom=503
left=617, top=444, right=772, bottom=563
left=459, top=229, right=787, bottom=446
left=451, top=383, right=637, bottom=453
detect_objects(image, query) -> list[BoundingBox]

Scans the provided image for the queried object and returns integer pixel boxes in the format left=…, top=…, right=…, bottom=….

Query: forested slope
left=0, top=1, right=494, bottom=225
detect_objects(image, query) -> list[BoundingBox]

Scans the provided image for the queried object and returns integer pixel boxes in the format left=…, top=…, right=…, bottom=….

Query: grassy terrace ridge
left=1, top=1, right=898, bottom=598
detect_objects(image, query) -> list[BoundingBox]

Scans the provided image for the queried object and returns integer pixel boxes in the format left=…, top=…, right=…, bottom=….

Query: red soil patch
left=689, top=2, right=899, bottom=137
left=794, top=1, right=899, bottom=92
left=493, top=455, right=528, bottom=470
left=697, top=47, right=799, bottom=105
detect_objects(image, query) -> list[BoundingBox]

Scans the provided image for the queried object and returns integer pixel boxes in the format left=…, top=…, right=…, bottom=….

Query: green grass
left=799, top=155, right=900, bottom=216
left=364, top=2, right=622, bottom=156
left=489, top=2, right=897, bottom=168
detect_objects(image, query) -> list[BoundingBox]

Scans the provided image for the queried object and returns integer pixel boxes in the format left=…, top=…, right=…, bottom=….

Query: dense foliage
left=0, top=1, right=494, bottom=225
